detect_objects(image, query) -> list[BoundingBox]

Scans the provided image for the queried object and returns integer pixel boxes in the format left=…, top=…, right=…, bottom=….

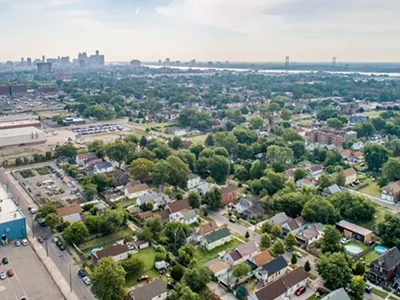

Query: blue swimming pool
left=375, top=246, right=387, bottom=255
left=345, top=244, right=363, bottom=256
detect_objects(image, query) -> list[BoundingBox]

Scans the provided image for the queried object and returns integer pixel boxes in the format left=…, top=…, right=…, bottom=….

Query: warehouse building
left=0, top=120, right=41, bottom=130
left=0, top=184, right=27, bottom=242
left=0, top=126, right=46, bottom=148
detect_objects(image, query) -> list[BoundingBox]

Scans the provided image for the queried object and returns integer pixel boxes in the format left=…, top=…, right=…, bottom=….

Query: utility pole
left=31, top=215, right=35, bottom=237
left=69, top=265, right=72, bottom=292
left=46, top=239, right=48, bottom=257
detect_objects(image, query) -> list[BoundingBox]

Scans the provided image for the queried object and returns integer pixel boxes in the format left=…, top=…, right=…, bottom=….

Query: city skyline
left=0, top=0, right=399, bottom=62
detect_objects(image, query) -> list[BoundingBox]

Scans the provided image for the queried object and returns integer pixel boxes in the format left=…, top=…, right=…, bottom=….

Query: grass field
left=363, top=249, right=380, bottom=265
left=36, top=167, right=51, bottom=175
left=358, top=181, right=381, bottom=197
left=80, top=229, right=131, bottom=255
left=115, top=197, right=136, bottom=208
left=363, top=111, right=387, bottom=118
left=194, top=239, right=242, bottom=265
left=371, top=287, right=388, bottom=298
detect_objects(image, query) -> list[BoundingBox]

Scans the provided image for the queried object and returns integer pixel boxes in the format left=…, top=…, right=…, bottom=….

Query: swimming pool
left=345, top=244, right=363, bottom=256
left=375, top=246, right=387, bottom=255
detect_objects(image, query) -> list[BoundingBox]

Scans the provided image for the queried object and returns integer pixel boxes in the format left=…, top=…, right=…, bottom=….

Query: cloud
left=136, top=5, right=140, bottom=15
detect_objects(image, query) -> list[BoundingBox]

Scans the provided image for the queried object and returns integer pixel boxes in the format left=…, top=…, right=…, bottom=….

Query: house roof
left=127, top=205, right=141, bottom=214
left=77, top=152, right=97, bottom=160
left=228, top=250, right=242, bottom=262
left=57, top=204, right=82, bottom=218
left=94, top=161, right=113, bottom=170
left=370, top=247, right=400, bottom=271
left=128, top=279, right=167, bottom=300
left=252, top=250, right=273, bottom=267
left=182, top=209, right=197, bottom=221
left=237, top=198, right=253, bottom=209
left=342, top=168, right=356, bottom=178
left=383, top=181, right=400, bottom=195
left=154, top=209, right=170, bottom=221
left=309, top=165, right=323, bottom=172
left=297, top=226, right=320, bottom=241
left=323, top=184, right=341, bottom=195
left=336, top=220, right=372, bottom=236
left=321, top=288, right=351, bottom=300
left=261, top=255, right=288, bottom=276
left=253, top=276, right=287, bottom=300
left=137, top=211, right=153, bottom=219
left=268, top=212, right=290, bottom=225
left=198, top=221, right=219, bottom=235
left=208, top=261, right=230, bottom=274
left=167, top=199, right=190, bottom=213
left=94, top=244, right=129, bottom=260
left=133, top=240, right=148, bottom=247
left=126, top=183, right=150, bottom=195
left=237, top=240, right=258, bottom=257
left=203, top=227, right=230, bottom=244
left=138, top=192, right=170, bottom=204
left=189, top=173, right=200, bottom=180
left=221, top=186, right=238, bottom=194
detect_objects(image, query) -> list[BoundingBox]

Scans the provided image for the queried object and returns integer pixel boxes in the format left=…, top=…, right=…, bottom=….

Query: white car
left=340, top=237, right=350, bottom=244
left=21, top=239, right=28, bottom=246
left=30, top=208, right=37, bottom=214
left=15, top=240, right=21, bottom=247
left=53, top=237, right=58, bottom=243
left=82, top=276, right=91, bottom=285
left=0, top=272, right=6, bottom=280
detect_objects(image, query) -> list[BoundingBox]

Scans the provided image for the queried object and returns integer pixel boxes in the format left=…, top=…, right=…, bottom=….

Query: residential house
left=242, top=199, right=264, bottom=220
left=56, top=204, right=82, bottom=224
left=154, top=210, right=170, bottom=223
left=165, top=127, right=186, bottom=137
left=296, top=224, right=324, bottom=246
left=133, top=240, right=149, bottom=250
left=83, top=158, right=104, bottom=175
left=223, top=241, right=259, bottom=265
left=124, top=183, right=150, bottom=199
left=308, top=165, right=324, bottom=178
left=342, top=168, right=357, bottom=185
left=249, top=250, right=274, bottom=268
left=381, top=181, right=400, bottom=203
left=127, top=205, right=141, bottom=216
left=136, top=211, right=154, bottom=222
left=249, top=267, right=309, bottom=300
left=296, top=177, right=316, bottom=189
left=336, top=220, right=374, bottom=244
left=167, top=199, right=190, bottom=214
left=193, top=182, right=216, bottom=195
left=235, top=198, right=253, bottom=214
left=187, top=173, right=201, bottom=189
left=321, top=288, right=351, bottom=300
left=255, top=255, right=288, bottom=286
left=340, top=150, right=363, bottom=163
left=111, top=169, right=129, bottom=186
left=137, top=192, right=171, bottom=210
left=281, top=216, right=308, bottom=235
left=221, top=186, right=239, bottom=206
left=127, top=279, right=168, bottom=300
left=369, top=247, right=400, bottom=286
left=351, top=141, right=364, bottom=151
left=208, top=261, right=230, bottom=277
left=92, top=244, right=131, bottom=264
left=345, top=131, right=359, bottom=141
left=349, top=114, right=367, bottom=125
left=75, top=152, right=98, bottom=167
left=93, top=161, right=113, bottom=174
left=169, top=209, right=198, bottom=225
left=322, top=184, right=341, bottom=196
left=200, top=227, right=231, bottom=250
left=268, top=212, right=291, bottom=226
left=284, top=168, right=296, bottom=181
left=189, top=220, right=219, bottom=243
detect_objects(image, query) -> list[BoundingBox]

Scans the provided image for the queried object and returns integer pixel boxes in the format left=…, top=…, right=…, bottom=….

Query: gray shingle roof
left=370, top=247, right=400, bottom=271
left=321, top=288, right=351, bottom=300
left=268, top=212, right=290, bottom=225
left=182, top=209, right=197, bottom=221
left=204, top=227, right=230, bottom=244
left=128, top=279, right=167, bottom=300
left=261, top=255, right=288, bottom=276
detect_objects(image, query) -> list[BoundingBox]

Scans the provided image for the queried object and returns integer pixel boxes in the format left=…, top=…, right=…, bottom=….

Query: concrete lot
left=0, top=242, right=64, bottom=300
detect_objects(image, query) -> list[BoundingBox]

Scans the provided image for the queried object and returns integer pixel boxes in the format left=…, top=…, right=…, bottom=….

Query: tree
left=151, top=160, right=170, bottom=188
left=203, top=187, right=222, bottom=211
left=364, top=144, right=389, bottom=170
left=106, top=140, right=131, bottom=168
left=271, top=225, right=283, bottom=238
left=129, top=158, right=155, bottom=183
left=324, top=150, right=343, bottom=166
left=35, top=204, right=57, bottom=220
left=83, top=183, right=97, bottom=199
left=301, top=199, right=339, bottom=224
left=245, top=231, right=250, bottom=239
left=140, top=202, right=153, bottom=212
left=208, top=155, right=230, bottom=184
left=260, top=221, right=273, bottom=234
left=320, top=225, right=343, bottom=253
left=63, top=221, right=89, bottom=245
left=142, top=215, right=164, bottom=241
left=281, top=109, right=291, bottom=121
left=91, top=173, right=114, bottom=191
left=164, top=222, right=192, bottom=253
left=336, top=171, right=346, bottom=187
left=259, top=233, right=272, bottom=250
left=353, top=260, right=365, bottom=276
left=249, top=117, right=264, bottom=129
left=285, top=232, right=297, bottom=248
left=234, top=165, right=249, bottom=181
left=232, top=262, right=251, bottom=283
left=327, top=118, right=344, bottom=129
left=291, top=254, right=297, bottom=265
left=250, top=160, right=266, bottom=179
left=179, top=244, right=197, bottom=266
left=119, top=256, right=144, bottom=277
left=183, top=266, right=211, bottom=293
left=237, top=143, right=254, bottom=160
left=98, top=208, right=127, bottom=235
left=91, top=257, right=126, bottom=300
left=189, top=143, right=204, bottom=159
left=205, top=134, right=214, bottom=146
left=317, top=174, right=332, bottom=189
left=169, top=137, right=183, bottom=149
left=139, top=136, right=148, bottom=147
left=267, top=145, right=294, bottom=172
left=304, top=261, right=311, bottom=272
left=328, top=192, right=375, bottom=223
left=357, top=121, right=376, bottom=138
left=214, top=147, right=229, bottom=158
left=169, top=284, right=200, bottom=300
left=55, top=143, right=77, bottom=158
left=270, top=240, right=285, bottom=256
left=273, top=192, right=305, bottom=218
left=235, top=286, right=248, bottom=300
left=350, top=276, right=365, bottom=300
left=188, top=191, right=201, bottom=209
left=173, top=149, right=196, bottom=171
left=166, top=156, right=190, bottom=189
left=383, top=157, right=400, bottom=181
left=317, top=252, right=352, bottom=290
left=294, top=168, right=308, bottom=181
left=378, top=214, right=400, bottom=248
left=171, top=265, right=185, bottom=282
left=290, top=141, right=306, bottom=160
left=44, top=213, right=61, bottom=229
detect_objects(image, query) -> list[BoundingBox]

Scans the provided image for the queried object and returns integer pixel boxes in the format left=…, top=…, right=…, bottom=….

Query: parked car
left=82, top=276, right=91, bottom=285
left=37, top=237, right=44, bottom=243
left=137, top=275, right=149, bottom=282
left=340, top=237, right=350, bottom=244
left=295, top=286, right=306, bottom=296
left=30, top=208, right=37, bottom=214
left=229, top=218, right=236, bottom=223
left=7, top=270, right=13, bottom=277
left=365, top=285, right=372, bottom=294
left=285, top=247, right=292, bottom=252
left=53, top=237, right=58, bottom=243
left=0, top=272, right=6, bottom=280
left=15, top=240, right=21, bottom=247
left=38, top=219, right=46, bottom=227
left=2, top=257, right=9, bottom=264
left=294, top=251, right=302, bottom=258
left=21, top=239, right=28, bottom=246
left=59, top=244, right=65, bottom=251
left=78, top=270, right=86, bottom=278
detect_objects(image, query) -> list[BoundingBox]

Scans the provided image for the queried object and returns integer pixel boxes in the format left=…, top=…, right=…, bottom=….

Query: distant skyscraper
left=42, top=55, right=45, bottom=62
left=95, top=50, right=99, bottom=56
left=26, top=58, right=32, bottom=67
left=37, top=62, right=52, bottom=74
left=130, top=59, right=141, bottom=68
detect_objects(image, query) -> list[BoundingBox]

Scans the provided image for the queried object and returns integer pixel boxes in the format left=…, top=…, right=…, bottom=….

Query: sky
left=0, top=0, right=399, bottom=62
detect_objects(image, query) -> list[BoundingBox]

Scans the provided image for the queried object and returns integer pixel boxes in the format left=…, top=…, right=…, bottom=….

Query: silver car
left=15, top=240, right=21, bottom=247
left=82, top=276, right=91, bottom=285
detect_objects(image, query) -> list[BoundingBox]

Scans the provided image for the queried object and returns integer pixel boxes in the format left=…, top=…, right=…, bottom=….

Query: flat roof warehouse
left=0, top=185, right=24, bottom=224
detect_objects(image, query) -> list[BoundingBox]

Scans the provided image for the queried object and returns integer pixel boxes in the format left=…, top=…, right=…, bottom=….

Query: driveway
left=207, top=282, right=237, bottom=300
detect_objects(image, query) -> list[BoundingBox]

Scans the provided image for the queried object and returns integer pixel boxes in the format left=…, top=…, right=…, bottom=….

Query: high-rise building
left=130, top=59, right=141, bottom=67
left=26, top=58, right=32, bottom=67
left=60, top=56, right=70, bottom=66
left=42, top=55, right=45, bottom=62
left=37, top=62, right=52, bottom=74
left=9, top=85, right=27, bottom=95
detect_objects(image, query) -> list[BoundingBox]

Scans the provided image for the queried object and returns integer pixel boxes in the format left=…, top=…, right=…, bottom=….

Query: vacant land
left=358, top=181, right=381, bottom=197
left=194, top=239, right=242, bottom=265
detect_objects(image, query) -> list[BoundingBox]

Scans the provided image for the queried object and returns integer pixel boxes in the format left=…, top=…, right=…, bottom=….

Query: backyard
left=194, top=239, right=242, bottom=265
left=358, top=180, right=381, bottom=197
left=115, top=197, right=136, bottom=208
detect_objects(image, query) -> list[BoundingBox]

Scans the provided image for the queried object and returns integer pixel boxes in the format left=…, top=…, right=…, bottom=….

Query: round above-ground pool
left=345, top=244, right=363, bottom=256
left=375, top=246, right=387, bottom=255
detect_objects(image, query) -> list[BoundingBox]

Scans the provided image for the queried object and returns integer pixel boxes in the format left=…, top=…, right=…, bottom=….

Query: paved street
left=0, top=168, right=95, bottom=300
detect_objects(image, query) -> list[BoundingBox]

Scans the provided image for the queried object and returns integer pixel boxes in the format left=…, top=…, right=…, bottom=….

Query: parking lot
left=72, top=123, right=124, bottom=136
left=0, top=242, right=64, bottom=300
left=15, top=164, right=82, bottom=207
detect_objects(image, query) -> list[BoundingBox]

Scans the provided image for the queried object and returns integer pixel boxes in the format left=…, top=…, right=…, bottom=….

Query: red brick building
left=221, top=186, right=239, bottom=206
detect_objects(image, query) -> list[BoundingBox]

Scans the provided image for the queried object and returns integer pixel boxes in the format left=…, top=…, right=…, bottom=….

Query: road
left=344, top=187, right=400, bottom=213
left=0, top=168, right=95, bottom=300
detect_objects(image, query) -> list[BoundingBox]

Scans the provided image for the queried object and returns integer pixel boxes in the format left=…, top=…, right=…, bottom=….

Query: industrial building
left=0, top=120, right=41, bottom=130
left=63, top=117, right=86, bottom=126
left=0, top=85, right=27, bottom=96
left=0, top=126, right=46, bottom=148
left=0, top=184, right=27, bottom=242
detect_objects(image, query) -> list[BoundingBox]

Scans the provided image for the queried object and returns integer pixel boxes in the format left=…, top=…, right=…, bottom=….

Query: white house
left=169, top=209, right=198, bottom=225
left=75, top=152, right=98, bottom=167
left=92, top=244, right=131, bottom=264
left=381, top=181, right=400, bottom=203
left=308, top=165, right=324, bottom=178
left=124, top=183, right=150, bottom=199
left=56, top=204, right=82, bottom=224
left=93, top=161, right=114, bottom=174
left=137, top=192, right=171, bottom=210
left=127, top=279, right=168, bottom=300
left=235, top=198, right=253, bottom=214
left=296, top=224, right=324, bottom=246
left=255, top=255, right=288, bottom=286
left=187, top=173, right=201, bottom=189
left=200, top=227, right=231, bottom=250
left=223, top=241, right=259, bottom=265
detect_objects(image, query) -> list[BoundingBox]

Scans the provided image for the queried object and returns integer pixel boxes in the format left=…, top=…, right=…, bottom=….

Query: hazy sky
left=0, top=0, right=399, bottom=62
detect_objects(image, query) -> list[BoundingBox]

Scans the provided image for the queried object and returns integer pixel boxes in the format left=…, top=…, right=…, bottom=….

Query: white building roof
left=0, top=120, right=40, bottom=129
left=0, top=186, right=24, bottom=223
left=0, top=126, right=45, bottom=138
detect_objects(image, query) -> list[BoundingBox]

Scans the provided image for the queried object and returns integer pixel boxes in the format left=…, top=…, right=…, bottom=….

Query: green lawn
left=306, top=295, right=321, bottom=300
left=115, top=197, right=136, bottom=208
left=371, top=287, right=389, bottom=298
left=124, top=247, right=162, bottom=288
left=363, top=110, right=386, bottom=118
left=194, top=239, right=242, bottom=265
left=358, top=181, right=381, bottom=197
left=363, top=249, right=380, bottom=265
left=36, top=167, right=51, bottom=175
left=232, top=232, right=248, bottom=242
left=80, top=229, right=131, bottom=252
